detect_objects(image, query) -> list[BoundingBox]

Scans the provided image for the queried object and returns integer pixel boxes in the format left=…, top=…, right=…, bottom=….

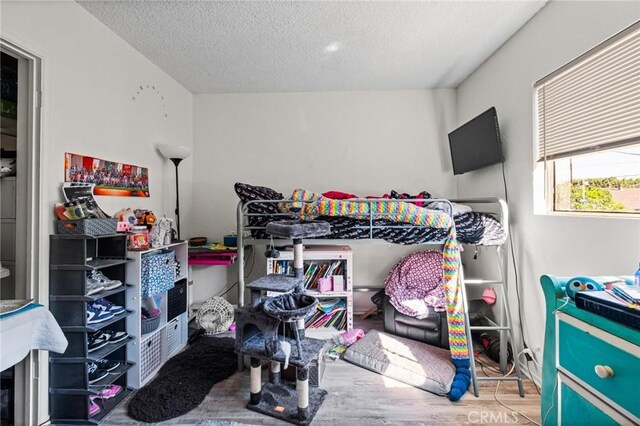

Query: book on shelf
left=272, top=259, right=345, bottom=292
left=305, top=299, right=347, bottom=330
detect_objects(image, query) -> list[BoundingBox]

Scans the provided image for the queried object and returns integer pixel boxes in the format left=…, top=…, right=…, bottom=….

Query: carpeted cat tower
left=234, top=220, right=330, bottom=425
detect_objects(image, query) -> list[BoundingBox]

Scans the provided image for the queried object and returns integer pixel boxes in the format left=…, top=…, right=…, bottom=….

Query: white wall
left=1, top=1, right=193, bottom=423
left=192, top=90, right=457, bottom=306
left=456, top=0, right=640, bottom=383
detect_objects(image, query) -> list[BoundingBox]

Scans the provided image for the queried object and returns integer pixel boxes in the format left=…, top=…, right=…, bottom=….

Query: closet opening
left=1, top=38, right=43, bottom=426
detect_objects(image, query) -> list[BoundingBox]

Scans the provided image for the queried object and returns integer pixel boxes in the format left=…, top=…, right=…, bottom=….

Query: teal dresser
left=540, top=275, right=640, bottom=426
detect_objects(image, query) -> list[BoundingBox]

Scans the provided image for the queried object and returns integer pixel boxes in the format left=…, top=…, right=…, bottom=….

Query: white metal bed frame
left=235, top=196, right=524, bottom=397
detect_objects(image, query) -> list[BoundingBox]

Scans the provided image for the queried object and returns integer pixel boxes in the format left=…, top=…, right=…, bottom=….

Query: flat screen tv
left=448, top=107, right=504, bottom=175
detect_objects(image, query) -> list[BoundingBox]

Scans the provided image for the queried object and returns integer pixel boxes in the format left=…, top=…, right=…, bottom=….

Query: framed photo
left=64, top=152, right=149, bottom=197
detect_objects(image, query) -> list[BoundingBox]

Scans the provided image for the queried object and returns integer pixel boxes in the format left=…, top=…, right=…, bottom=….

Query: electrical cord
left=517, top=348, right=542, bottom=396
left=541, top=378, right=558, bottom=426
left=477, top=353, right=541, bottom=425
left=476, top=356, right=508, bottom=375
left=493, top=364, right=541, bottom=426
left=212, top=245, right=255, bottom=298
left=217, top=281, right=238, bottom=298
left=501, top=161, right=528, bottom=347
left=501, top=161, right=543, bottom=392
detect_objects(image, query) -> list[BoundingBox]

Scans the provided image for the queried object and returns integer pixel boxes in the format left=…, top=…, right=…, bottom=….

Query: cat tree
left=234, top=220, right=331, bottom=425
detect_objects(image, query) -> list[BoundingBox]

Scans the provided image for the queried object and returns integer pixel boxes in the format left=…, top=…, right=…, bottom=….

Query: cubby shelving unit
left=125, top=241, right=189, bottom=388
left=48, top=233, right=134, bottom=425
left=266, top=245, right=353, bottom=339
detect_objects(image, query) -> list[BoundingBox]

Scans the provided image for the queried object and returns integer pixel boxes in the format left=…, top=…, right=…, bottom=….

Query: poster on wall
left=64, top=152, right=150, bottom=197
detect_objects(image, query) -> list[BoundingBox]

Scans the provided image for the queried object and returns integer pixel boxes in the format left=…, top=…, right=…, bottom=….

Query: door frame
left=1, top=37, right=44, bottom=426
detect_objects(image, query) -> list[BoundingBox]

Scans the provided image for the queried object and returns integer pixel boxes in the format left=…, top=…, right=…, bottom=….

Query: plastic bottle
left=634, top=263, right=640, bottom=287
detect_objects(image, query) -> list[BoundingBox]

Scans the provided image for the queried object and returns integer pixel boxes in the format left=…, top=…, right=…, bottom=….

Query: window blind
left=535, top=22, right=640, bottom=162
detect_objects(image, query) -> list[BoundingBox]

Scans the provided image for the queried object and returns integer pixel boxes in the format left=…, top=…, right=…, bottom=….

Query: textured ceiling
left=78, top=1, right=546, bottom=94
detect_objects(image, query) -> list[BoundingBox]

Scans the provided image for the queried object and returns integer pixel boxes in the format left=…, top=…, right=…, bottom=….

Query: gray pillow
left=343, top=330, right=454, bottom=396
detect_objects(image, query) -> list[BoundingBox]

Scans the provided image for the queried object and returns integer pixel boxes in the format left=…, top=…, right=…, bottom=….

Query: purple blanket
left=385, top=250, right=446, bottom=317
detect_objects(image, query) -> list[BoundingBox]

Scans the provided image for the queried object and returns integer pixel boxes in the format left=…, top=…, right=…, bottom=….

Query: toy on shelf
left=565, top=276, right=604, bottom=300
left=114, top=207, right=136, bottom=233
left=149, top=217, right=173, bottom=247
left=134, top=209, right=156, bottom=229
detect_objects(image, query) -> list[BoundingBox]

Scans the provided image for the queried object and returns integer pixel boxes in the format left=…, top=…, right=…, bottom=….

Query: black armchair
left=383, top=295, right=449, bottom=349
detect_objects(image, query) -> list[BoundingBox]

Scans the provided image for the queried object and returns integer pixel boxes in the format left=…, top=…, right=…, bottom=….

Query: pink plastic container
left=317, top=277, right=332, bottom=293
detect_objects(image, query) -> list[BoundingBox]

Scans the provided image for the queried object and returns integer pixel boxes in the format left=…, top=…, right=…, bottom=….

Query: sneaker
left=85, top=280, right=105, bottom=296
left=94, top=359, right=121, bottom=372
left=88, top=399, right=101, bottom=417
left=91, top=299, right=125, bottom=315
left=89, top=270, right=122, bottom=291
left=88, top=333, right=108, bottom=353
left=93, top=384, right=122, bottom=400
left=87, top=304, right=114, bottom=325
left=93, top=330, right=128, bottom=344
left=87, top=362, right=108, bottom=384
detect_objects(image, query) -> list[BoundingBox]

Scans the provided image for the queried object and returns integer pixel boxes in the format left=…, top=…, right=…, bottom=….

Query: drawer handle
left=594, top=365, right=614, bottom=379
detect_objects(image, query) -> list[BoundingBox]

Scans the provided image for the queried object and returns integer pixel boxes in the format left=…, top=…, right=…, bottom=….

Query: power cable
left=213, top=245, right=255, bottom=299
left=501, top=161, right=542, bottom=393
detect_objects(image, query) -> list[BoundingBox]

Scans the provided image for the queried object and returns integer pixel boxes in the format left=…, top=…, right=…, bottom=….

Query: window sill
left=534, top=210, right=640, bottom=220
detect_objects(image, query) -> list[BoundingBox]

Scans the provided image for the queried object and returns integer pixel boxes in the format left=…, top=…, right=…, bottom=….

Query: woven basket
left=142, top=313, right=161, bottom=334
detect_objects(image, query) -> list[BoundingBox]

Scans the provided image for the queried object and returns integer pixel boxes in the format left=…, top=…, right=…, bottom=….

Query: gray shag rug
left=198, top=422, right=255, bottom=426
left=127, top=337, right=237, bottom=423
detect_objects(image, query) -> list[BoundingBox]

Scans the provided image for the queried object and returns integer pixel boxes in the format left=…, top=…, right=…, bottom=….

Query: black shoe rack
left=49, top=233, right=134, bottom=424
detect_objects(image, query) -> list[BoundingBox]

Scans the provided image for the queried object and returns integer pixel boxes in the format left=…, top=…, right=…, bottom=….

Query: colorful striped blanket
left=279, top=189, right=471, bottom=400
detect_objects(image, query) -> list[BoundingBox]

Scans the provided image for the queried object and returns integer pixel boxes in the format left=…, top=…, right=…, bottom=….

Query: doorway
left=0, top=39, right=43, bottom=426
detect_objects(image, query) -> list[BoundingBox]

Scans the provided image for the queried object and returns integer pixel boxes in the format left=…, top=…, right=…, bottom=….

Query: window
left=535, top=22, right=640, bottom=215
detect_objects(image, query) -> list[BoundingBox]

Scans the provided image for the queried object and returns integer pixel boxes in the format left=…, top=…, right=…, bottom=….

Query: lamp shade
left=157, top=144, right=192, bottom=160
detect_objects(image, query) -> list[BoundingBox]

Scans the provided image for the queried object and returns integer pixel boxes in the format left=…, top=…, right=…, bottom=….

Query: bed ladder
left=460, top=245, right=526, bottom=397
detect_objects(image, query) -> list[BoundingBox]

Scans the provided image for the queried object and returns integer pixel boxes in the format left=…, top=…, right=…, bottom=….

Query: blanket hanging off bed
left=280, top=189, right=471, bottom=400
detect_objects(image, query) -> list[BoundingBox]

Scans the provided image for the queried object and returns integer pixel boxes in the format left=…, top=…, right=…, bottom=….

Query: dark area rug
left=128, top=337, right=237, bottom=423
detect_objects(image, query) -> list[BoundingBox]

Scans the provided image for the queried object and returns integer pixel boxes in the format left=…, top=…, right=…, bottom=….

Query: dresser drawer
left=558, top=374, right=633, bottom=426
left=557, top=314, right=640, bottom=421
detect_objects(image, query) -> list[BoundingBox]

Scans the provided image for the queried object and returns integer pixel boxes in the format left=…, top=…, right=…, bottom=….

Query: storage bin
left=56, top=218, right=117, bottom=236
left=167, top=280, right=187, bottom=322
left=141, top=313, right=161, bottom=334
left=141, top=250, right=175, bottom=297
left=166, top=316, right=182, bottom=357
left=140, top=332, right=162, bottom=383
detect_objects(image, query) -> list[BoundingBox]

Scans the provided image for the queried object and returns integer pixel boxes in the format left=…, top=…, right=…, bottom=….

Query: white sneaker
left=86, top=281, right=105, bottom=296
left=88, top=270, right=122, bottom=291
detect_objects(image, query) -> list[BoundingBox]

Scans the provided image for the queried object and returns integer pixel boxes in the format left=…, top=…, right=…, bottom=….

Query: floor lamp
left=158, top=144, right=192, bottom=241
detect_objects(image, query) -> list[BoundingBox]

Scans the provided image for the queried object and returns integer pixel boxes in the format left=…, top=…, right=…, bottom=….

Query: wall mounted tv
left=448, top=107, right=504, bottom=175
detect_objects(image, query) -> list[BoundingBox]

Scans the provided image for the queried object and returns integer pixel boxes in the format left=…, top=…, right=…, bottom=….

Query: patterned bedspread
left=249, top=213, right=505, bottom=245
left=235, top=182, right=507, bottom=246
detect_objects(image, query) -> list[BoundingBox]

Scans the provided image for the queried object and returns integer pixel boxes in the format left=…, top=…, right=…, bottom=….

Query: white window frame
left=534, top=22, right=640, bottom=218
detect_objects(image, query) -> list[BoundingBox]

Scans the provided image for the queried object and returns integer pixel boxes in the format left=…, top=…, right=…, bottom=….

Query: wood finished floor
left=104, top=319, right=541, bottom=426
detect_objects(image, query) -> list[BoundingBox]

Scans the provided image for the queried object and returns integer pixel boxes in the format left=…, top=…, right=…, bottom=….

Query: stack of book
left=305, top=299, right=347, bottom=330
left=272, top=260, right=344, bottom=291
left=303, top=261, right=343, bottom=291
left=610, top=284, right=640, bottom=307
left=271, top=260, right=292, bottom=275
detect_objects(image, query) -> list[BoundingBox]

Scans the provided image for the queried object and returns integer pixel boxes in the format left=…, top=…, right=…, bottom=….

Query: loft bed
left=234, top=184, right=510, bottom=307
left=233, top=184, right=522, bottom=399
